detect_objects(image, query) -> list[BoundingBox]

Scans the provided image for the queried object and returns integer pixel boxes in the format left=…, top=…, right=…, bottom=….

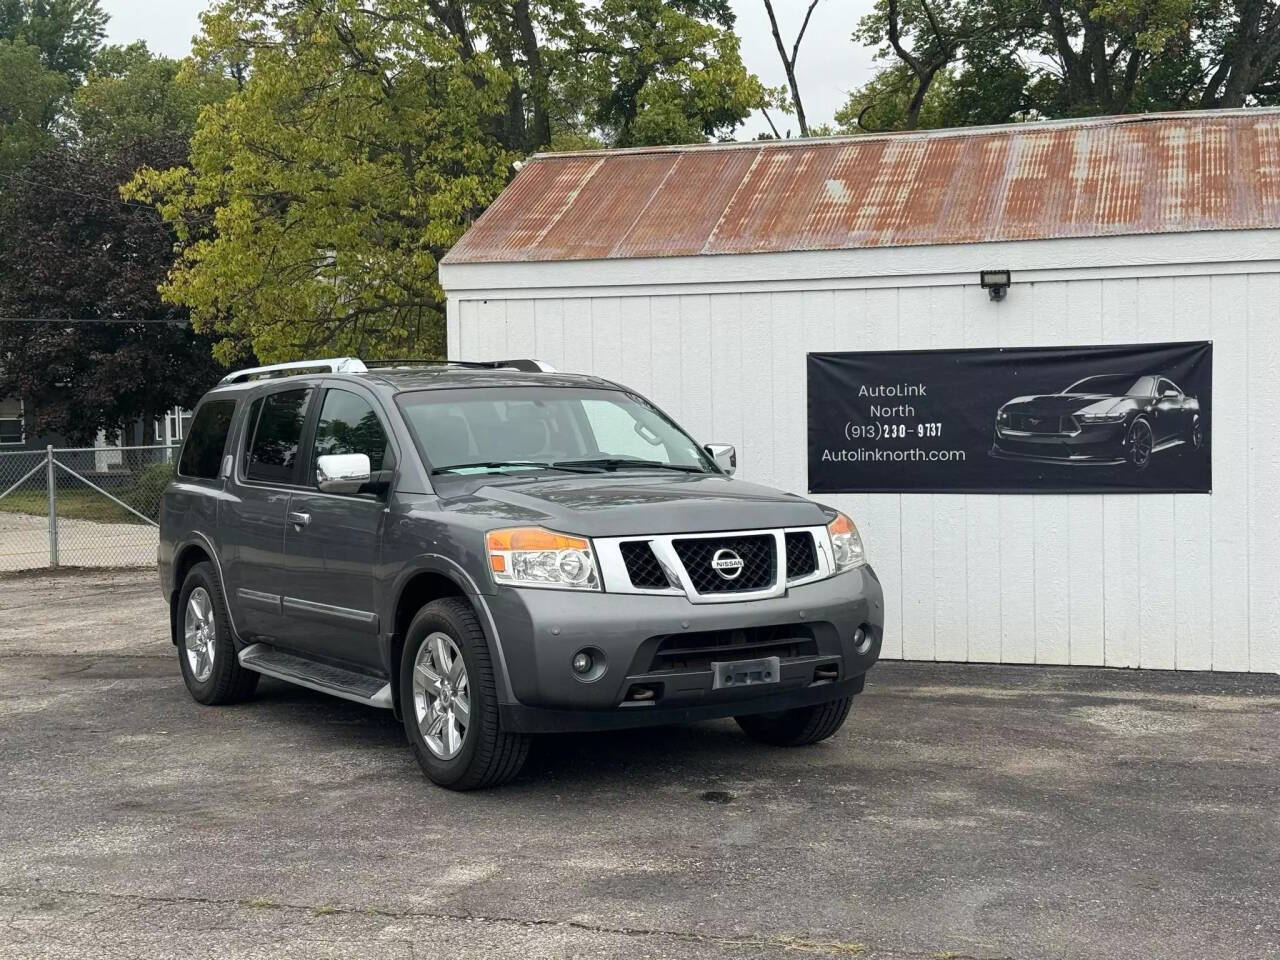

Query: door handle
left=287, top=511, right=311, bottom=528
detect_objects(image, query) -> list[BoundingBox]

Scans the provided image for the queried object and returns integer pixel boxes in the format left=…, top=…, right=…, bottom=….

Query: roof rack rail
left=362, top=358, right=558, bottom=373
left=219, top=357, right=368, bottom=384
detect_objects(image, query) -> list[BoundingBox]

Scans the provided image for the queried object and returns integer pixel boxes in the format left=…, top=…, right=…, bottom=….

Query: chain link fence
left=0, top=444, right=175, bottom=573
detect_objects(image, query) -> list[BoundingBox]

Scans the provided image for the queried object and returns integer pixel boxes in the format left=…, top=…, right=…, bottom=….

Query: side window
left=312, top=389, right=390, bottom=482
left=245, top=389, right=311, bottom=484
left=177, top=400, right=236, bottom=480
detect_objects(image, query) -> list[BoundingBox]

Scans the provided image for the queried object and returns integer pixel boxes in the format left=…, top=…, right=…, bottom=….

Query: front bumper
left=991, top=420, right=1129, bottom=464
left=483, top=565, right=884, bottom=733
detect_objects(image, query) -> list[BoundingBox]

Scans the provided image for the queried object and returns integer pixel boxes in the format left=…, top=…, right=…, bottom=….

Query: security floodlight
left=981, top=270, right=1011, bottom=302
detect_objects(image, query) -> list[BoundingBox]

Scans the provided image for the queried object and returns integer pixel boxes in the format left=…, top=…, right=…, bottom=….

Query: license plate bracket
left=711, top=655, right=781, bottom=690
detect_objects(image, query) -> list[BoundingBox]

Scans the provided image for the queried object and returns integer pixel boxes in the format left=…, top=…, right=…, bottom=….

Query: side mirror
left=1162, top=389, right=1180, bottom=399
left=316, top=452, right=371, bottom=494
left=704, top=443, right=737, bottom=476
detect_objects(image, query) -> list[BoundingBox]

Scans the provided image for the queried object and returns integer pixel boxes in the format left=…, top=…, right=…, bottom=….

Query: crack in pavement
left=0, top=886, right=1015, bottom=960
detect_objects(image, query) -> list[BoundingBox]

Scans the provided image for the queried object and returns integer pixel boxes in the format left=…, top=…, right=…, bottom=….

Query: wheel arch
left=385, top=557, right=514, bottom=718
left=169, top=541, right=213, bottom=646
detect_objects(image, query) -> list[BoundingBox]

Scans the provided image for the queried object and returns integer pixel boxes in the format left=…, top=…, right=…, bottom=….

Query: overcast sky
left=100, top=0, right=881, bottom=138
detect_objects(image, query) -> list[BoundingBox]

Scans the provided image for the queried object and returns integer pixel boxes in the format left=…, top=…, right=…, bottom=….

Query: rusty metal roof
left=444, top=109, right=1280, bottom=264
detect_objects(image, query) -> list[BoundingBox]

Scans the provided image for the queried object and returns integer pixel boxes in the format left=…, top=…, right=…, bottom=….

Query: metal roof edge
left=526, top=107, right=1280, bottom=161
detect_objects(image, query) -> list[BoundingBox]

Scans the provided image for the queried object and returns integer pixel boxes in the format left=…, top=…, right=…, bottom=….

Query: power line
left=0, top=316, right=189, bottom=325
left=0, top=170, right=168, bottom=213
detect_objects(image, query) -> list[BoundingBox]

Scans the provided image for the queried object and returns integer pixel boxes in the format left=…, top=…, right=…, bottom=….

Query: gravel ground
left=2, top=569, right=1278, bottom=960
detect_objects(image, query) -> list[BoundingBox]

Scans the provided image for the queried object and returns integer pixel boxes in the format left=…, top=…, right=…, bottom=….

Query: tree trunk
left=512, top=0, right=552, bottom=151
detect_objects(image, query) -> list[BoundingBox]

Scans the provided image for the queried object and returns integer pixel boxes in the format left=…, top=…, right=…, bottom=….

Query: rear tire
left=176, top=562, right=259, bottom=705
left=735, top=697, right=853, bottom=747
left=400, top=598, right=530, bottom=790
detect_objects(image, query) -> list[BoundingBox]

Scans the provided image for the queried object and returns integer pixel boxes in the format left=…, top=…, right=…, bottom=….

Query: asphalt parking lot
left=1, top=570, right=1278, bottom=960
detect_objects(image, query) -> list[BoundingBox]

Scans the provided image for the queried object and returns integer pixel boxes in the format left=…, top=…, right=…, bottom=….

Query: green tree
left=125, top=0, right=770, bottom=364
left=0, top=138, right=226, bottom=444
left=844, top=0, right=1278, bottom=130
left=1198, top=0, right=1280, bottom=107
left=0, top=0, right=107, bottom=83
left=68, top=42, right=236, bottom=156
left=0, top=37, right=65, bottom=169
left=126, top=0, right=515, bottom=364
left=585, top=0, right=768, bottom=146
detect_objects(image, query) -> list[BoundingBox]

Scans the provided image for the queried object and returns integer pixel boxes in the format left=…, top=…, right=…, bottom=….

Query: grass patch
left=0, top=488, right=149, bottom=524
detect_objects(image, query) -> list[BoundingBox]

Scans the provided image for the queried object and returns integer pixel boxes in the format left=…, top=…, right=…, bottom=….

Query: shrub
left=125, top=459, right=175, bottom=521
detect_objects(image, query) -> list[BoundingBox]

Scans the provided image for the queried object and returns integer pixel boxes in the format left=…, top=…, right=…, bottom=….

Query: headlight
left=827, top=511, right=867, bottom=572
left=1076, top=411, right=1126, bottom=423
left=996, top=409, right=1010, bottom=422
left=486, top=527, right=601, bottom=591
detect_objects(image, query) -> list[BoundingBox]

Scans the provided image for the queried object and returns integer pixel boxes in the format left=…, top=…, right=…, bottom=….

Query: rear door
left=276, top=384, right=395, bottom=668
left=222, top=385, right=315, bottom=642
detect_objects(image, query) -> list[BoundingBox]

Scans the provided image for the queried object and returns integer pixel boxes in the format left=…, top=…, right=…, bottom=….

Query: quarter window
left=312, top=389, right=390, bottom=482
left=245, top=389, right=311, bottom=484
left=177, top=400, right=236, bottom=480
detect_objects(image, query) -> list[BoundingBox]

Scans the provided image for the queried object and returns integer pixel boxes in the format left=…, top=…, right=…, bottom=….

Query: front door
left=1153, top=378, right=1186, bottom=444
left=277, top=386, right=393, bottom=669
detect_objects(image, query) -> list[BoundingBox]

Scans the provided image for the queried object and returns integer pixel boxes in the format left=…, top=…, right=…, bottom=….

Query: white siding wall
left=447, top=264, right=1280, bottom=673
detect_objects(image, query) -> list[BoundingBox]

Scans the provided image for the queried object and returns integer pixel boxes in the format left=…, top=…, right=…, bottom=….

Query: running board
left=238, top=643, right=394, bottom=710
left=1151, top=438, right=1185, bottom=454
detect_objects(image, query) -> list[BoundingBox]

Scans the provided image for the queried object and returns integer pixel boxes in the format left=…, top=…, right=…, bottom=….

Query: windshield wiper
left=431, top=460, right=600, bottom=475
left=431, top=460, right=550, bottom=475
left=550, top=458, right=706, bottom=474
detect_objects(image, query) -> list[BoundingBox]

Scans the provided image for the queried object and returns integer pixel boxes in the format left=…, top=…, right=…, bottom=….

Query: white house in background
left=440, top=108, right=1280, bottom=675
left=0, top=397, right=23, bottom=447
left=0, top=395, right=189, bottom=469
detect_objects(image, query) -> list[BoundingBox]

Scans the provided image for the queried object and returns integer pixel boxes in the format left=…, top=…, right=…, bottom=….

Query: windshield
left=1061, top=375, right=1156, bottom=397
left=397, top=386, right=714, bottom=475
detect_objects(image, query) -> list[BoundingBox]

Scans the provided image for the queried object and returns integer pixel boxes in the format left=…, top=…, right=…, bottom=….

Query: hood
left=1001, top=393, right=1122, bottom=416
left=438, top=471, right=827, bottom=537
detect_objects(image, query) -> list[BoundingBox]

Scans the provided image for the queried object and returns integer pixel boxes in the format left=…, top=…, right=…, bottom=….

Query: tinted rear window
left=245, top=389, right=311, bottom=483
left=177, top=400, right=236, bottom=480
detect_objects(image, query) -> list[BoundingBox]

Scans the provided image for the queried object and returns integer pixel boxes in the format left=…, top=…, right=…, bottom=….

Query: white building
left=441, top=109, right=1280, bottom=674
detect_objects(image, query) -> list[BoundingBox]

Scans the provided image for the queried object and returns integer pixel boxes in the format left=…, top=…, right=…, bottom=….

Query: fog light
left=572, top=651, right=593, bottom=674
left=853, top=625, right=873, bottom=655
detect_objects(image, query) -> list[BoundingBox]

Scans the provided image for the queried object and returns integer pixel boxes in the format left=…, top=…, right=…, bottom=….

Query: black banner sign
left=808, top=341, right=1212, bottom=494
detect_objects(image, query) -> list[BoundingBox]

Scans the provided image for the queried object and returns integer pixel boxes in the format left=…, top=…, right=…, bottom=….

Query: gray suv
left=159, top=358, right=884, bottom=789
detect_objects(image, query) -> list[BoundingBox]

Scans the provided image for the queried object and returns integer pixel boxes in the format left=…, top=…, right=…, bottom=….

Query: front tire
left=400, top=598, right=530, bottom=790
left=177, top=562, right=259, bottom=705
left=735, top=697, right=853, bottom=747
left=1127, top=418, right=1153, bottom=470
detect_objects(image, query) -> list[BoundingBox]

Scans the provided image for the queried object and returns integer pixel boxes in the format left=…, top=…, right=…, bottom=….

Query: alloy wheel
left=184, top=587, right=216, bottom=683
left=412, top=632, right=471, bottom=760
left=1129, top=420, right=1153, bottom=468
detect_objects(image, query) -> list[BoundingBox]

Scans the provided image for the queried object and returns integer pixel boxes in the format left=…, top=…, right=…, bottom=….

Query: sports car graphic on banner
left=807, top=341, right=1211, bottom=494
left=992, top=373, right=1202, bottom=469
